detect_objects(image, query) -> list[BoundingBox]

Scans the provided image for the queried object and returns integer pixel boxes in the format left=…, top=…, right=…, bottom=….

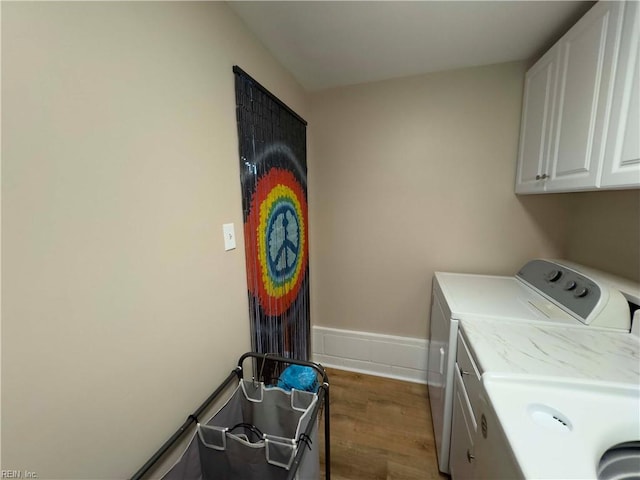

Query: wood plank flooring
left=317, top=368, right=448, bottom=480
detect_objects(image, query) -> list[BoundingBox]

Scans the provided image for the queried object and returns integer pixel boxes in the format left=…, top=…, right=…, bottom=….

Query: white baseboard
left=311, top=326, right=428, bottom=384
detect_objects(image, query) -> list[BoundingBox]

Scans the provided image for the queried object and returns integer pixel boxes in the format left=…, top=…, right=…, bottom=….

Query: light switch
left=223, top=223, right=236, bottom=251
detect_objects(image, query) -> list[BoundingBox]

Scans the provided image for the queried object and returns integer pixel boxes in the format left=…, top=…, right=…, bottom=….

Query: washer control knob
left=546, top=270, right=562, bottom=282
left=564, top=280, right=577, bottom=291
left=574, top=286, right=589, bottom=298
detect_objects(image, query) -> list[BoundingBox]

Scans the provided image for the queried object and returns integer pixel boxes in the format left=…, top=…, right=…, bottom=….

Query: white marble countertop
left=459, top=317, right=640, bottom=385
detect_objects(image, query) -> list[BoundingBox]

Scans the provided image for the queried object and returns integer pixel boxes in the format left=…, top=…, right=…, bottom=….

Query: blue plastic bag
left=277, top=365, right=319, bottom=393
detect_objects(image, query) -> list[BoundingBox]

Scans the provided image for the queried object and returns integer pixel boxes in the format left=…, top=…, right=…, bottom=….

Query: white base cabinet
left=450, top=368, right=476, bottom=480
left=450, top=330, right=522, bottom=479
left=472, top=393, right=522, bottom=479
left=450, top=332, right=481, bottom=479
left=516, top=1, right=639, bottom=194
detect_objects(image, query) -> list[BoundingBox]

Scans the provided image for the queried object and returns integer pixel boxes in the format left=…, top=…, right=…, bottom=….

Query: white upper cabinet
left=601, top=0, right=640, bottom=188
left=548, top=1, right=622, bottom=191
left=516, top=1, right=638, bottom=194
left=515, top=47, right=559, bottom=193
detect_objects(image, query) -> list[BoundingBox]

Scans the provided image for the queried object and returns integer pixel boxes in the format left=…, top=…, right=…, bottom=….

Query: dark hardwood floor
left=317, top=368, right=448, bottom=480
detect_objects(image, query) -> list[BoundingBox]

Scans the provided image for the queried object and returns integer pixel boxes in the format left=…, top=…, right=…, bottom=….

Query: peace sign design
left=267, top=202, right=300, bottom=283
left=244, top=168, right=308, bottom=316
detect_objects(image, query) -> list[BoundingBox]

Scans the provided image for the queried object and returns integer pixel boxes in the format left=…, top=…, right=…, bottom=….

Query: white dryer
left=427, top=258, right=635, bottom=474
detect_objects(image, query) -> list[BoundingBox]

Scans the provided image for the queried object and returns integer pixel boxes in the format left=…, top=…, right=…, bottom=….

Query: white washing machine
left=427, top=258, right=636, bottom=474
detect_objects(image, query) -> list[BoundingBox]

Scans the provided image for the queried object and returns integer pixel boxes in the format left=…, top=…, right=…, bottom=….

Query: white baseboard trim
left=311, top=326, right=428, bottom=384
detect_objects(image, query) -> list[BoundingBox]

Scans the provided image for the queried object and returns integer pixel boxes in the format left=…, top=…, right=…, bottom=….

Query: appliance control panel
left=516, top=260, right=602, bottom=323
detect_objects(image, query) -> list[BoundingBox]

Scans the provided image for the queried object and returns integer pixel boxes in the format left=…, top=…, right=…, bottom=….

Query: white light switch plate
left=222, top=223, right=236, bottom=251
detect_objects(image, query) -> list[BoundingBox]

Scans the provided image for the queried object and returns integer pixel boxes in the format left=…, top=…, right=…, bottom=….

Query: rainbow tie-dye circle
left=245, top=168, right=308, bottom=316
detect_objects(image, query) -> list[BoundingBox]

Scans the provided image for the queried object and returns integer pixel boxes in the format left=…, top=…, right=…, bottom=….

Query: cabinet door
left=515, top=47, right=559, bottom=194
left=450, top=367, right=476, bottom=480
left=601, top=1, right=640, bottom=188
left=473, top=393, right=522, bottom=479
left=547, top=1, right=624, bottom=191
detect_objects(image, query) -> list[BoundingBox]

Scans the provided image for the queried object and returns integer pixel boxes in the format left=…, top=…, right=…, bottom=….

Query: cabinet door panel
left=620, top=58, right=639, bottom=163
left=601, top=1, right=640, bottom=188
left=515, top=49, right=558, bottom=194
left=450, top=368, right=476, bottom=480
left=548, top=1, right=623, bottom=191
left=473, top=393, right=522, bottom=479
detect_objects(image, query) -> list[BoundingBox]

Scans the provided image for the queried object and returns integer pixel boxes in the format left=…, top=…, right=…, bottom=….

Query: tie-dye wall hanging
left=233, top=66, right=310, bottom=373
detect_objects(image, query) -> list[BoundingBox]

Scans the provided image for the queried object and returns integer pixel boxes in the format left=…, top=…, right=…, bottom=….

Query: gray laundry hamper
left=131, top=353, right=330, bottom=480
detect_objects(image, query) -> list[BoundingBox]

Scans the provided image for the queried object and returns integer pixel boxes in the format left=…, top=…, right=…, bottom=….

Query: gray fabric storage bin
left=161, top=379, right=319, bottom=480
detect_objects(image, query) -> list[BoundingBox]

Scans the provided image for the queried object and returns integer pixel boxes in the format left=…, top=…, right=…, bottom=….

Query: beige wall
left=4, top=2, right=636, bottom=476
left=564, top=190, right=640, bottom=282
left=1, top=2, right=307, bottom=477
left=308, top=62, right=569, bottom=338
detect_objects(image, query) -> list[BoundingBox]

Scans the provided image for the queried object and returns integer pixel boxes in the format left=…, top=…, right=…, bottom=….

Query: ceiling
left=228, top=1, right=595, bottom=92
